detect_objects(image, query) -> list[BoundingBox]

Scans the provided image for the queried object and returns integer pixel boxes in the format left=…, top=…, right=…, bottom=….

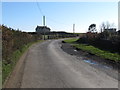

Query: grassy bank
left=0, top=61, right=2, bottom=88
left=2, top=40, right=44, bottom=84
left=64, top=38, right=120, bottom=62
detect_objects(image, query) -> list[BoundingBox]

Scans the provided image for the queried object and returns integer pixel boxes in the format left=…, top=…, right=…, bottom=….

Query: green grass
left=64, top=38, right=120, bottom=62
left=0, top=61, right=2, bottom=89
left=2, top=40, right=44, bottom=84
left=64, top=38, right=78, bottom=43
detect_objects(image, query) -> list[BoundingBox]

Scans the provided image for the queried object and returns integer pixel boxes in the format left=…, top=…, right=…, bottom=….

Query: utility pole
left=73, top=24, right=75, bottom=37
left=43, top=16, right=45, bottom=26
left=73, top=24, right=75, bottom=33
left=43, top=16, right=45, bottom=40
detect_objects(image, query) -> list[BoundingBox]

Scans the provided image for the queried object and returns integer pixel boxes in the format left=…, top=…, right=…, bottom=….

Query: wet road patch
left=83, top=59, right=111, bottom=69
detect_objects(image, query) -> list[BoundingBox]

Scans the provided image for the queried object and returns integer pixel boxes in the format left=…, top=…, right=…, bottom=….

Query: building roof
left=36, top=26, right=50, bottom=30
left=35, top=25, right=51, bottom=33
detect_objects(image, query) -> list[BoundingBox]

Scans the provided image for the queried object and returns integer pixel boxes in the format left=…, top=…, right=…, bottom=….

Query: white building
left=104, top=28, right=116, bottom=33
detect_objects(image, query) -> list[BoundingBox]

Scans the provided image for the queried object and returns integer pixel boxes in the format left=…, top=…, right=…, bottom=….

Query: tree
left=100, top=21, right=116, bottom=32
left=100, top=22, right=106, bottom=32
left=88, top=24, right=97, bottom=33
left=106, top=21, right=110, bottom=29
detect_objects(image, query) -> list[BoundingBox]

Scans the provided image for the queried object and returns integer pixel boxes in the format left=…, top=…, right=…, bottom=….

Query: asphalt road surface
left=5, top=39, right=118, bottom=88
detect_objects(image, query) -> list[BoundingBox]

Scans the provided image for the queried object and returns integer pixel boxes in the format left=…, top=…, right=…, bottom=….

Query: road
left=5, top=39, right=118, bottom=88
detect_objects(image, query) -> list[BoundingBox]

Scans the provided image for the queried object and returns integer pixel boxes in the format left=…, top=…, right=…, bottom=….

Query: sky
left=118, top=1, right=120, bottom=30
left=2, top=2, right=118, bottom=33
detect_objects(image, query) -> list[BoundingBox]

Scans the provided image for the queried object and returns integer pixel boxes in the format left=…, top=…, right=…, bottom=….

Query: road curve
left=20, top=39, right=118, bottom=88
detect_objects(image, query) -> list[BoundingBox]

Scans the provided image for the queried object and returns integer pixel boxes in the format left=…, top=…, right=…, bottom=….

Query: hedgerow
left=2, top=25, right=42, bottom=83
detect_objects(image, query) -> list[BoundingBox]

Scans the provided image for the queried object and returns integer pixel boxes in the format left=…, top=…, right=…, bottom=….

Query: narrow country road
left=21, top=39, right=118, bottom=88
left=5, top=39, right=118, bottom=88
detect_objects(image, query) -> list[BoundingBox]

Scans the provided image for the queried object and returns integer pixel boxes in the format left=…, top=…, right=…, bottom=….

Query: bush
left=77, top=32, right=120, bottom=53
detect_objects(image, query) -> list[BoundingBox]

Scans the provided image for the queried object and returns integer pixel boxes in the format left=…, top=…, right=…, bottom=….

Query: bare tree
left=100, top=22, right=106, bottom=32
left=106, top=21, right=111, bottom=29
left=100, top=21, right=115, bottom=32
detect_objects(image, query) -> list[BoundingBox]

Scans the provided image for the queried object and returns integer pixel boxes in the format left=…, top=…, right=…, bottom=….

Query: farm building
left=36, top=26, right=50, bottom=34
left=104, top=28, right=116, bottom=33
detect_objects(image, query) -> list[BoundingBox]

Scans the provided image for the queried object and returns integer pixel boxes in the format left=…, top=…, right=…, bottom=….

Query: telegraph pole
left=43, top=16, right=45, bottom=40
left=43, top=16, right=45, bottom=26
left=73, top=24, right=75, bottom=37
left=73, top=24, right=75, bottom=33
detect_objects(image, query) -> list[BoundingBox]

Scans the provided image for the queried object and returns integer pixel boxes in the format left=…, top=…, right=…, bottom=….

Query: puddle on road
left=84, top=60, right=98, bottom=65
left=83, top=59, right=111, bottom=69
left=74, top=50, right=77, bottom=52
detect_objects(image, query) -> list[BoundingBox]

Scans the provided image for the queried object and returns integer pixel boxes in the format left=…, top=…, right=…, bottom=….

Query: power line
left=45, top=16, right=73, bottom=30
left=36, top=0, right=44, bottom=16
left=46, top=16, right=70, bottom=26
left=47, top=19, right=72, bottom=31
left=73, top=24, right=75, bottom=33
left=35, top=1, right=73, bottom=32
left=36, top=1, right=70, bottom=26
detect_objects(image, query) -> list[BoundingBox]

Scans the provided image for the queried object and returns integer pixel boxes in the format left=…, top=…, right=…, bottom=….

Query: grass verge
left=64, top=38, right=120, bottom=62
left=64, top=38, right=78, bottom=43
left=2, top=40, right=44, bottom=84
left=0, top=61, right=2, bottom=89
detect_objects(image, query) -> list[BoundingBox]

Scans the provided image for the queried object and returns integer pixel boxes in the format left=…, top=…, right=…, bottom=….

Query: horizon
left=2, top=2, right=118, bottom=33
